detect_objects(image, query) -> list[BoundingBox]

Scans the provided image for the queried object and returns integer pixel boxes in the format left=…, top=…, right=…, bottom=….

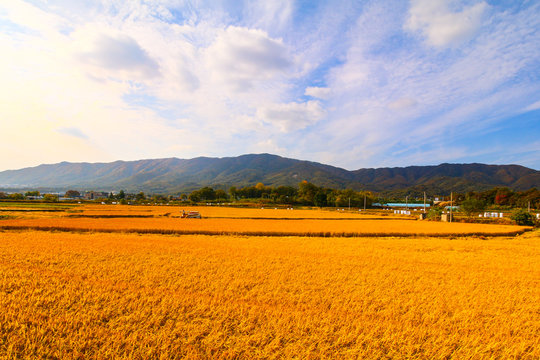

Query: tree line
left=1, top=184, right=538, bottom=210
left=188, top=181, right=375, bottom=208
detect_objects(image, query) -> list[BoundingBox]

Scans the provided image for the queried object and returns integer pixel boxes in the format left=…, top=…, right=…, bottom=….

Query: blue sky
left=0, top=0, right=538, bottom=171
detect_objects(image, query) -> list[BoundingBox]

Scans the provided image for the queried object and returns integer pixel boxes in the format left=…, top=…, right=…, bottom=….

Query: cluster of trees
left=456, top=187, right=540, bottom=209
left=186, top=181, right=375, bottom=208
left=0, top=191, right=59, bottom=202
left=182, top=184, right=539, bottom=211
left=188, top=187, right=228, bottom=202
left=1, top=185, right=538, bottom=211
left=106, top=191, right=173, bottom=204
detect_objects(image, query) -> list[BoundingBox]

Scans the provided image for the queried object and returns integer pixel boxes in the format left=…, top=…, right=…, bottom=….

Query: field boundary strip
left=0, top=225, right=530, bottom=238
left=0, top=209, right=67, bottom=212
left=65, top=214, right=155, bottom=218
left=198, top=216, right=417, bottom=221
left=63, top=215, right=417, bottom=220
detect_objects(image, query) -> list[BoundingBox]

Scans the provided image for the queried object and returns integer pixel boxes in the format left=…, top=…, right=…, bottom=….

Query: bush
left=427, top=208, right=442, bottom=221
left=510, top=209, right=535, bottom=226
left=9, top=193, right=24, bottom=200
left=42, top=194, right=59, bottom=202
left=460, top=198, right=486, bottom=218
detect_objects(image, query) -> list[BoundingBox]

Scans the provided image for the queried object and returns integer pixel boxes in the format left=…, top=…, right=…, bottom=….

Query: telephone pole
left=450, top=192, right=453, bottom=223
left=364, top=194, right=367, bottom=210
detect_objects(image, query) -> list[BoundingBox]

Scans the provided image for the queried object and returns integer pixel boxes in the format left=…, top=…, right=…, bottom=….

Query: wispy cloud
left=0, top=0, right=538, bottom=172
left=305, top=87, right=331, bottom=100
left=57, top=127, right=89, bottom=140
left=405, top=0, right=488, bottom=47
left=78, top=33, right=160, bottom=79
left=204, top=26, right=292, bottom=92
left=257, top=100, right=325, bottom=132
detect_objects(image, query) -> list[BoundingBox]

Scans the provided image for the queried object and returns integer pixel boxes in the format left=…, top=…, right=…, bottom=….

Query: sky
left=0, top=0, right=539, bottom=172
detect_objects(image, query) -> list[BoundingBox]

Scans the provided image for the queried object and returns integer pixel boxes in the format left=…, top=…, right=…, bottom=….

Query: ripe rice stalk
left=0, top=231, right=538, bottom=359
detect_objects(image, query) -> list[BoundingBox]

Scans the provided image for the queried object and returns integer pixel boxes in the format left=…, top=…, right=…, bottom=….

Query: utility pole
left=364, top=194, right=367, bottom=210
left=348, top=197, right=351, bottom=211
left=423, top=192, right=426, bottom=213
left=528, top=201, right=531, bottom=213
left=406, top=196, right=408, bottom=209
left=450, top=192, right=453, bottom=223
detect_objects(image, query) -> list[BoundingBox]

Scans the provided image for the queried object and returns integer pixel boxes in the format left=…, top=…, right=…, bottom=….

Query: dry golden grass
left=1, top=230, right=539, bottom=359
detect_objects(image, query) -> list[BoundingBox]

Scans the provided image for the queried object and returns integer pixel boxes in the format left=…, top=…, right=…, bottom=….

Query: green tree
left=298, top=181, right=319, bottom=205
left=314, top=191, right=328, bottom=208
left=65, top=190, right=80, bottom=198
left=151, top=194, right=168, bottom=203
left=460, top=198, right=486, bottom=218
left=9, top=193, right=24, bottom=200
left=135, top=192, right=146, bottom=202
left=215, top=189, right=228, bottom=201
left=25, top=191, right=40, bottom=197
left=117, top=190, right=126, bottom=200
left=427, top=208, right=442, bottom=221
left=198, top=187, right=216, bottom=201
left=42, top=194, right=58, bottom=202
left=188, top=190, right=201, bottom=203
left=510, top=209, right=535, bottom=226
left=229, top=186, right=238, bottom=200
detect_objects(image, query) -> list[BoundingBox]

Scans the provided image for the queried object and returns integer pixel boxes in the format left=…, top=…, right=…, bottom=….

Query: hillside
left=0, top=154, right=538, bottom=194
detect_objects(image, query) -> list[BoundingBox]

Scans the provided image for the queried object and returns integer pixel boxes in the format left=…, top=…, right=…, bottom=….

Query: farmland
left=0, top=204, right=530, bottom=237
left=0, top=204, right=539, bottom=359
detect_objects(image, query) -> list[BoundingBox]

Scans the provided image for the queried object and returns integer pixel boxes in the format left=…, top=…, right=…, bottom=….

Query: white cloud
left=294, top=0, right=540, bottom=169
left=0, top=0, right=538, bottom=172
left=204, top=26, right=292, bottom=92
left=406, top=0, right=488, bottom=47
left=0, top=0, right=67, bottom=37
left=305, top=86, right=331, bottom=100
left=257, top=101, right=325, bottom=132
left=524, top=100, right=540, bottom=112
left=57, top=127, right=89, bottom=140
left=78, top=33, right=160, bottom=79
left=388, top=97, right=417, bottom=110
left=244, top=1, right=293, bottom=34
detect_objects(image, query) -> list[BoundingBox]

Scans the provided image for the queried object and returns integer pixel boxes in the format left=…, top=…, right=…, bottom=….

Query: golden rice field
left=1, top=204, right=539, bottom=359
left=0, top=204, right=529, bottom=237
left=70, top=204, right=389, bottom=219
left=0, top=216, right=529, bottom=237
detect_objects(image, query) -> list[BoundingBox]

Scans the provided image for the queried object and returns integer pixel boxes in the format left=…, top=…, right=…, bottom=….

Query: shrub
left=460, top=198, right=486, bottom=218
left=427, top=208, right=442, bottom=221
left=42, top=194, right=58, bottom=202
left=510, top=209, right=535, bottom=226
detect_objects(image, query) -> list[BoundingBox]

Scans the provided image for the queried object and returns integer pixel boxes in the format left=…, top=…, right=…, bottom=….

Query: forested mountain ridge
left=0, top=154, right=538, bottom=194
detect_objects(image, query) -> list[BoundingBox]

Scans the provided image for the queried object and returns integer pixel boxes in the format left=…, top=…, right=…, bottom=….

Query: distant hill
left=0, top=154, right=538, bottom=194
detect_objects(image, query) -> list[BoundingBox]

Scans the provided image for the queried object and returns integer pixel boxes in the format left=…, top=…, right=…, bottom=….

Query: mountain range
left=0, top=154, right=538, bottom=195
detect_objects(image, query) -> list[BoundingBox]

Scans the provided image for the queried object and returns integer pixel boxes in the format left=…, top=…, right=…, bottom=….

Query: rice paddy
left=0, top=204, right=538, bottom=359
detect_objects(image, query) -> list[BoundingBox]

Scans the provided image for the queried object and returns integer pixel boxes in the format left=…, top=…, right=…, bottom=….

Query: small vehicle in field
left=181, top=210, right=201, bottom=218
